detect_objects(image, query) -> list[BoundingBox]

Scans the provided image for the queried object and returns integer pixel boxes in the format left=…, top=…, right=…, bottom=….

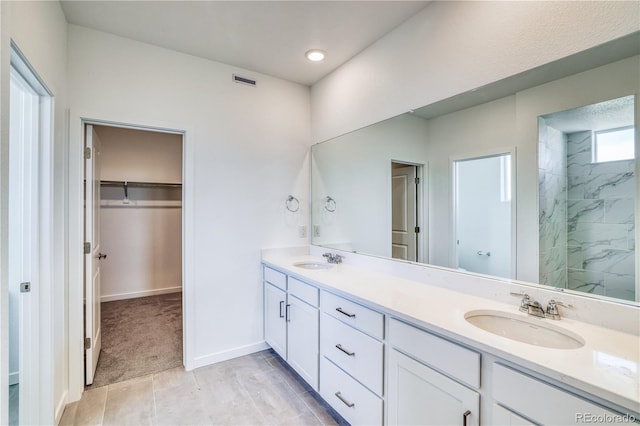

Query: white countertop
left=262, top=253, right=640, bottom=414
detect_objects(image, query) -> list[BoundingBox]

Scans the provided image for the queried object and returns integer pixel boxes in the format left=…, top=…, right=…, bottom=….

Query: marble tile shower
left=539, top=124, right=636, bottom=301
left=566, top=130, right=635, bottom=300
left=538, top=121, right=569, bottom=289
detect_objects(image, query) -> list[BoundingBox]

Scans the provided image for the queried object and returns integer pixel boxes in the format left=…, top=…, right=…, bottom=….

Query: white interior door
left=392, top=164, right=418, bottom=261
left=454, top=154, right=512, bottom=279
left=8, top=65, right=40, bottom=426
left=85, top=124, right=103, bottom=385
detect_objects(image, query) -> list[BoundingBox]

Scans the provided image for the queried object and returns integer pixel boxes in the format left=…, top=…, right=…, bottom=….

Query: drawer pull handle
left=335, top=344, right=355, bottom=357
left=285, top=304, right=291, bottom=322
left=463, top=410, right=471, bottom=426
left=336, top=307, right=356, bottom=318
left=334, top=392, right=355, bottom=408
left=279, top=301, right=285, bottom=318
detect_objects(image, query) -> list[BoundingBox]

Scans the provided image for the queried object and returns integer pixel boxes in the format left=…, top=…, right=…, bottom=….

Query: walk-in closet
left=86, top=125, right=183, bottom=388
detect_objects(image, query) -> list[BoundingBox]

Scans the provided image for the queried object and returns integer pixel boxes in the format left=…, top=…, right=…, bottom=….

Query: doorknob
left=97, top=253, right=107, bottom=260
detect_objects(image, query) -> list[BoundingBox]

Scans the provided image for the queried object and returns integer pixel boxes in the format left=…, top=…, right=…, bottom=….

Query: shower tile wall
left=538, top=122, right=568, bottom=288
left=566, top=131, right=635, bottom=301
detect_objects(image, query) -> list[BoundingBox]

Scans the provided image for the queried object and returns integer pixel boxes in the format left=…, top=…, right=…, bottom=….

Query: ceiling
left=60, top=1, right=429, bottom=86
left=542, top=95, right=635, bottom=133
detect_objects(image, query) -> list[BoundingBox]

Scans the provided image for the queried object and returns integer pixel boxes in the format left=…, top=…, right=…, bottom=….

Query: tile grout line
left=298, top=391, right=326, bottom=426
left=151, top=374, right=158, bottom=424
left=98, top=387, right=108, bottom=426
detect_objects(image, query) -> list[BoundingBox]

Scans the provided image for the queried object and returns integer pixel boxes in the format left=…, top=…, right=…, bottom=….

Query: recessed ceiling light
left=306, top=49, right=326, bottom=62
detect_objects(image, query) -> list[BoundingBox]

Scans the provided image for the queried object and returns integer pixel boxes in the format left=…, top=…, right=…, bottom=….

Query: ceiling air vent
left=233, top=74, right=256, bottom=87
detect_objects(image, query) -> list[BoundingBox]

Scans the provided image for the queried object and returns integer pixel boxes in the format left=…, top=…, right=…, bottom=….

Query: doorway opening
left=391, top=161, right=423, bottom=262
left=453, top=152, right=515, bottom=279
left=83, top=124, right=184, bottom=388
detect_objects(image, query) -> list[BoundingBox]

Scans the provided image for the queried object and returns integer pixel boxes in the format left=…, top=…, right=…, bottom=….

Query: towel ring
left=325, top=196, right=336, bottom=212
left=286, top=195, right=299, bottom=212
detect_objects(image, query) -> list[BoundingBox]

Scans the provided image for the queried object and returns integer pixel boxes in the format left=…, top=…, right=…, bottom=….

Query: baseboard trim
left=189, top=341, right=269, bottom=371
left=9, top=371, right=18, bottom=386
left=55, top=390, right=68, bottom=425
left=101, top=286, right=182, bottom=303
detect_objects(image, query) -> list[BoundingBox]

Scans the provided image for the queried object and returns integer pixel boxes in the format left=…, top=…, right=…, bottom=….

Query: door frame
left=67, top=110, right=194, bottom=402
left=5, top=41, right=55, bottom=425
left=389, top=160, right=428, bottom=264
left=449, top=147, right=517, bottom=279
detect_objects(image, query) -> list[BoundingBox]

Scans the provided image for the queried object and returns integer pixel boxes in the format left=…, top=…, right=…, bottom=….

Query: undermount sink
left=293, top=261, right=334, bottom=270
left=465, top=310, right=585, bottom=350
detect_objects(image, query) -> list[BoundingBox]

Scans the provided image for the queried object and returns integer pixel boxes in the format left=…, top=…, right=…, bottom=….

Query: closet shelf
left=100, top=180, right=182, bottom=188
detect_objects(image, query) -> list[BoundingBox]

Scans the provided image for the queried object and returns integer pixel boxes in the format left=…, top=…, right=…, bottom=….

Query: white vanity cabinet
left=493, top=363, right=628, bottom=425
left=263, top=266, right=319, bottom=390
left=319, top=290, right=385, bottom=425
left=387, top=319, right=480, bottom=426
left=262, top=258, right=637, bottom=425
left=492, top=404, right=535, bottom=426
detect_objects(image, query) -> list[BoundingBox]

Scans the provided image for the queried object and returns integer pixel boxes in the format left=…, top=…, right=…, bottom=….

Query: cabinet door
left=264, top=283, right=287, bottom=359
left=493, top=404, right=535, bottom=426
left=287, top=295, right=319, bottom=390
left=388, top=349, right=479, bottom=426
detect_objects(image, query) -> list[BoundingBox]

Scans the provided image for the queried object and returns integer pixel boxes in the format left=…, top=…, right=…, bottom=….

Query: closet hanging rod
left=100, top=180, right=182, bottom=189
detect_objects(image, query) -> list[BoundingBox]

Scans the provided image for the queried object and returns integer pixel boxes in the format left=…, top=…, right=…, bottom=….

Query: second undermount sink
left=293, top=261, right=334, bottom=270
left=465, top=310, right=585, bottom=350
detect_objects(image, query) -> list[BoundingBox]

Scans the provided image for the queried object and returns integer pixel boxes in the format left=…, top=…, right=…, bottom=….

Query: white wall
left=0, top=1, right=68, bottom=424
left=426, top=96, right=516, bottom=270
left=97, top=126, right=183, bottom=183
left=67, top=24, right=311, bottom=388
left=96, top=125, right=183, bottom=301
left=311, top=1, right=640, bottom=143
left=311, top=114, right=428, bottom=258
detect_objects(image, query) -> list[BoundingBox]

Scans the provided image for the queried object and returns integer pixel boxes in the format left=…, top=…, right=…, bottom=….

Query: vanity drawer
left=321, top=291, right=384, bottom=340
left=320, top=356, right=383, bottom=426
left=264, top=266, right=286, bottom=291
left=321, top=313, right=384, bottom=395
left=389, top=318, right=480, bottom=388
left=288, top=277, right=319, bottom=307
left=493, top=364, right=624, bottom=425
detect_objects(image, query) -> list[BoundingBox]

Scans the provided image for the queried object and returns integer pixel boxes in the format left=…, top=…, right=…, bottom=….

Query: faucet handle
left=511, top=292, right=530, bottom=312
left=545, top=299, right=574, bottom=320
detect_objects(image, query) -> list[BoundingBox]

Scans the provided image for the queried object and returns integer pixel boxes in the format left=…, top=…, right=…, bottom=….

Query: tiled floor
left=59, top=350, right=343, bottom=426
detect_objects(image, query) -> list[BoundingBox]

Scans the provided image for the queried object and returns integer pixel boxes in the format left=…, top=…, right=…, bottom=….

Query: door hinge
left=415, top=177, right=420, bottom=185
left=84, top=242, right=91, bottom=254
left=84, top=337, right=91, bottom=350
left=415, top=226, right=420, bottom=233
left=20, top=282, right=31, bottom=293
left=84, top=147, right=91, bottom=159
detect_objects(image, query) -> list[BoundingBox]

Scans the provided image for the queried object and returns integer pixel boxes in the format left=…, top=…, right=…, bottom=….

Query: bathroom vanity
left=262, top=251, right=639, bottom=425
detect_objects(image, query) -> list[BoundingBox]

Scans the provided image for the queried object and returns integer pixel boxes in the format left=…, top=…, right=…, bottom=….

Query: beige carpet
left=87, top=292, right=183, bottom=389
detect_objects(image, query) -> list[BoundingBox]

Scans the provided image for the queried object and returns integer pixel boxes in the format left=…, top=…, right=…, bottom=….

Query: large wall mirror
left=311, top=32, right=640, bottom=305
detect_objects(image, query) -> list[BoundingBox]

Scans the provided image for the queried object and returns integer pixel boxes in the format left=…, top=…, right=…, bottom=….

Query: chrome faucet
left=323, top=253, right=344, bottom=264
left=511, top=292, right=574, bottom=320
left=526, top=300, right=546, bottom=318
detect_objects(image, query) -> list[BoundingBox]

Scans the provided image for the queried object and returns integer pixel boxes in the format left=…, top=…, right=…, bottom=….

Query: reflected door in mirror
left=392, top=162, right=420, bottom=261
left=454, top=154, right=513, bottom=279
